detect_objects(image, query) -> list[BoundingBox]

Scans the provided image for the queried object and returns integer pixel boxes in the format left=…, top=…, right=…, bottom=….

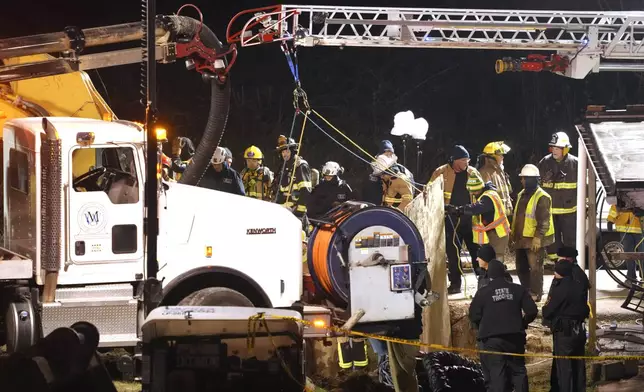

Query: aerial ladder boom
left=227, top=5, right=644, bottom=79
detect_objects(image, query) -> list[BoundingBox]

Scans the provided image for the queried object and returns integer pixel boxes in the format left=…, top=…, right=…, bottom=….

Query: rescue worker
left=546, top=246, right=591, bottom=390
left=477, top=245, right=513, bottom=289
left=223, top=147, right=233, bottom=167
left=273, top=135, right=312, bottom=219
left=199, top=146, right=245, bottom=196
left=430, top=145, right=484, bottom=294
left=512, top=164, right=555, bottom=302
left=542, top=261, right=590, bottom=392
left=160, top=153, right=174, bottom=182
left=380, top=139, right=415, bottom=184
left=372, top=154, right=413, bottom=212
left=307, top=161, right=356, bottom=219
left=478, top=141, right=513, bottom=216
left=555, top=246, right=590, bottom=293
left=607, top=203, right=644, bottom=286
left=170, top=136, right=195, bottom=180
left=240, top=145, right=274, bottom=201
left=469, top=259, right=537, bottom=392
left=447, top=180, right=511, bottom=262
left=337, top=337, right=369, bottom=372
left=538, top=132, right=579, bottom=262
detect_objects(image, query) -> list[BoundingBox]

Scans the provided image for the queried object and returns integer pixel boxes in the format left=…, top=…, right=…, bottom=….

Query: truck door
left=68, top=144, right=143, bottom=264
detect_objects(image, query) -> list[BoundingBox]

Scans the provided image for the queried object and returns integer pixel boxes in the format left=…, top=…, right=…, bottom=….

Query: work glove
left=530, top=236, right=542, bottom=252
left=445, top=204, right=457, bottom=215
left=172, top=137, right=182, bottom=158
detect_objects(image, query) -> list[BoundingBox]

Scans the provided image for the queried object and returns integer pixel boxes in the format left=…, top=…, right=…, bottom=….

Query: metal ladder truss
left=227, top=5, right=644, bottom=78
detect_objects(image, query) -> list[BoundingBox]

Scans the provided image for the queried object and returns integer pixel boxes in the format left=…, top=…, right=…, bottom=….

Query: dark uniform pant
left=478, top=334, right=528, bottom=392
left=546, top=212, right=577, bottom=261
left=550, top=320, right=586, bottom=392
left=445, top=215, right=479, bottom=289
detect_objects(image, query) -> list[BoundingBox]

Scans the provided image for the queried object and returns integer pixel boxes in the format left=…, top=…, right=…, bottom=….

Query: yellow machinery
left=0, top=54, right=117, bottom=174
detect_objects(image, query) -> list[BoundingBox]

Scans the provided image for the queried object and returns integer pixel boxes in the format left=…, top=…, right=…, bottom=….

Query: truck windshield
left=72, top=146, right=139, bottom=204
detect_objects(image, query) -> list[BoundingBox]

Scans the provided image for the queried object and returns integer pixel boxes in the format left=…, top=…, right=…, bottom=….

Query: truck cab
left=0, top=116, right=304, bottom=351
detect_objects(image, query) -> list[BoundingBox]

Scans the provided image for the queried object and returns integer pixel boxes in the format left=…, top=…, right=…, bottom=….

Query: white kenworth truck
left=0, top=116, right=309, bottom=353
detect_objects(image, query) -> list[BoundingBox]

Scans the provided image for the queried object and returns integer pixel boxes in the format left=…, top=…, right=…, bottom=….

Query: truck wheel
left=4, top=299, right=37, bottom=353
left=178, top=287, right=254, bottom=306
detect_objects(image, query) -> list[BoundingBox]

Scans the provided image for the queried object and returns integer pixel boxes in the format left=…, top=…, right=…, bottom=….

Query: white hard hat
left=321, top=161, right=343, bottom=176
left=549, top=132, right=572, bottom=148
left=372, top=154, right=395, bottom=175
left=211, top=146, right=227, bottom=165
left=519, top=164, right=540, bottom=177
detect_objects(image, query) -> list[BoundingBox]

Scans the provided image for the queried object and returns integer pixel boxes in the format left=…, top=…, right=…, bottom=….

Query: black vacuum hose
left=164, top=15, right=232, bottom=186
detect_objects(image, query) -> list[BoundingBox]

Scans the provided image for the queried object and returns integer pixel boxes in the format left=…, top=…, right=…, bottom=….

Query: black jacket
left=543, top=276, right=590, bottom=324
left=199, top=163, right=245, bottom=196
left=307, top=177, right=355, bottom=219
left=362, top=174, right=383, bottom=205
left=478, top=264, right=513, bottom=290
left=469, top=277, right=538, bottom=340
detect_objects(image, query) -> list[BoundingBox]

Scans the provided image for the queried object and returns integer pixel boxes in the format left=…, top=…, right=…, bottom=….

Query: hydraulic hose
left=164, top=15, right=232, bottom=186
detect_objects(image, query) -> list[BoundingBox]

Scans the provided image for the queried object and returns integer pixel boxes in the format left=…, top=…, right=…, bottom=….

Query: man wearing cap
left=469, top=259, right=537, bottom=392
left=543, top=261, right=590, bottom=392
left=478, top=141, right=513, bottom=216
left=556, top=246, right=590, bottom=292
left=380, top=139, right=415, bottom=184
left=430, top=145, right=485, bottom=294
left=477, top=245, right=513, bottom=289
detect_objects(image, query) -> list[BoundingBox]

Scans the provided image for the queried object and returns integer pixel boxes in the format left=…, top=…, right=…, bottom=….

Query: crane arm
left=226, top=5, right=644, bottom=79
left=0, top=17, right=236, bottom=83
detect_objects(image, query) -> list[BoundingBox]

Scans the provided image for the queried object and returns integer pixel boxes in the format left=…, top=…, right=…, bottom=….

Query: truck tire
left=178, top=287, right=254, bottom=307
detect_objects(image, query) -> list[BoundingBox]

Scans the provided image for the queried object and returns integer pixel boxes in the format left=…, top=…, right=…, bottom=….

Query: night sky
left=4, top=0, right=644, bottom=194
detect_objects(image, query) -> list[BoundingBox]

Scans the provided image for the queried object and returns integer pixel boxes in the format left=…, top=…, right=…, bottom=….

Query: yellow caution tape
left=256, top=313, right=644, bottom=361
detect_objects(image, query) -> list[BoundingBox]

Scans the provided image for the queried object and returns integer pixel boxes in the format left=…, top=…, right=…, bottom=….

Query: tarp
left=405, top=176, right=451, bottom=348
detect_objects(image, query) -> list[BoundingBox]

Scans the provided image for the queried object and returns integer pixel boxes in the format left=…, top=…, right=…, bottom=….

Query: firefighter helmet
left=211, top=146, right=227, bottom=165
left=321, top=161, right=343, bottom=177
left=244, top=145, right=264, bottom=160
left=276, top=134, right=298, bottom=151
left=549, top=132, right=572, bottom=148
left=519, top=164, right=540, bottom=177
left=483, top=141, right=511, bottom=156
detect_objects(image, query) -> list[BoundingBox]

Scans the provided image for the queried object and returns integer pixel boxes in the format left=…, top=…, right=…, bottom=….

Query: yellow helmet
left=483, top=141, right=511, bottom=156
left=244, top=145, right=264, bottom=160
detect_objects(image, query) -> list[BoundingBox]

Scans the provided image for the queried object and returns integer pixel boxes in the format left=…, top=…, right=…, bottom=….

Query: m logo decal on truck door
left=78, top=203, right=108, bottom=233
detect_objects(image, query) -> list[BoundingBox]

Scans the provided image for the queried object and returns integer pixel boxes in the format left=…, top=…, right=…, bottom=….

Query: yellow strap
left=311, top=109, right=422, bottom=193
left=553, top=182, right=577, bottom=190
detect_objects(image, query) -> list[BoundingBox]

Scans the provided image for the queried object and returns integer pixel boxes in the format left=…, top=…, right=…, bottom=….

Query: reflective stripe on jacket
left=430, top=164, right=482, bottom=204
left=538, top=153, right=578, bottom=215
left=274, top=155, right=312, bottom=216
left=512, top=187, right=555, bottom=238
left=472, top=190, right=510, bottom=244
left=241, top=166, right=274, bottom=201
left=478, top=155, right=513, bottom=215
left=608, top=205, right=642, bottom=234
left=383, top=174, right=413, bottom=211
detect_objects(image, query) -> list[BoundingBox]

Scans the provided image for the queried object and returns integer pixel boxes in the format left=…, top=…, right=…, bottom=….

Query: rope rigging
left=276, top=40, right=424, bottom=195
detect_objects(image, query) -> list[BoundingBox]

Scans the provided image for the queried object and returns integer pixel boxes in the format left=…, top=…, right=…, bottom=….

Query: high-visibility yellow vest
left=512, top=187, right=555, bottom=238
left=608, top=205, right=642, bottom=234
left=472, top=190, right=510, bottom=244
